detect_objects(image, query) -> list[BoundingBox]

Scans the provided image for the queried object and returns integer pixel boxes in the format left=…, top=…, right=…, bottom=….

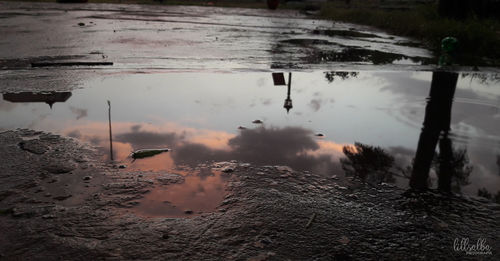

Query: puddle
left=1, top=71, right=500, bottom=213
left=131, top=167, right=230, bottom=218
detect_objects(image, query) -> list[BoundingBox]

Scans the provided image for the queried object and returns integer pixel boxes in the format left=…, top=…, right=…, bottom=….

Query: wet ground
left=1, top=1, right=500, bottom=260
left=0, top=129, right=499, bottom=260
left=0, top=1, right=436, bottom=72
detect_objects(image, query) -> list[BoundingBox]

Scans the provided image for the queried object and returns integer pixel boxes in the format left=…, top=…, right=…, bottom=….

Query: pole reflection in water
left=271, top=72, right=293, bottom=113
left=284, top=72, right=293, bottom=113
left=107, top=100, right=114, bottom=161
left=410, top=71, right=459, bottom=192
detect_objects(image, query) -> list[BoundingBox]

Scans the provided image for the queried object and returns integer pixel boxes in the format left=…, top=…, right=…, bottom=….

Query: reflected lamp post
left=272, top=72, right=293, bottom=114
left=284, top=73, right=293, bottom=113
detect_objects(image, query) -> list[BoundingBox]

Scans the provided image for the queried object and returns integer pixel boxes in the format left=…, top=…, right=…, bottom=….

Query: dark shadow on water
left=2, top=92, right=72, bottom=109
left=324, top=71, right=359, bottom=83
left=409, top=71, right=460, bottom=192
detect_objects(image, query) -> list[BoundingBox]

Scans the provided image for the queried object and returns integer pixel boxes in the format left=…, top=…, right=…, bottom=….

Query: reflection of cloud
left=67, top=130, right=81, bottom=139
left=198, top=168, right=215, bottom=180
left=0, top=99, right=16, bottom=111
left=261, top=98, right=272, bottom=106
left=378, top=72, right=500, bottom=138
left=173, top=126, right=342, bottom=176
left=309, top=99, right=322, bottom=112
left=387, top=146, right=415, bottom=168
left=62, top=122, right=344, bottom=176
left=174, top=143, right=226, bottom=166
left=256, top=77, right=266, bottom=88
left=69, top=106, right=88, bottom=120
left=229, top=126, right=319, bottom=157
left=115, top=124, right=181, bottom=149
left=131, top=124, right=141, bottom=132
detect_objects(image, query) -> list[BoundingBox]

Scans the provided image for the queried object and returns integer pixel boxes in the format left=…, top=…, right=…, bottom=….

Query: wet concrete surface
left=0, top=129, right=499, bottom=260
left=0, top=1, right=434, bottom=74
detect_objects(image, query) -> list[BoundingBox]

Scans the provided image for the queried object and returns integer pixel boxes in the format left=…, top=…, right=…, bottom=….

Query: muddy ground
left=0, top=129, right=498, bottom=260
left=1, top=2, right=499, bottom=260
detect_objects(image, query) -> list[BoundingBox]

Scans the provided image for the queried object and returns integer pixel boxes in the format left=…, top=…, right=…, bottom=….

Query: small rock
left=239, top=163, right=251, bottom=168
left=53, top=195, right=72, bottom=201
left=238, top=126, right=247, bottom=130
left=78, top=22, right=85, bottom=26
left=276, top=166, right=292, bottom=173
left=162, top=234, right=169, bottom=239
left=347, top=194, right=358, bottom=199
left=252, top=120, right=263, bottom=124
left=331, top=175, right=339, bottom=180
left=334, top=184, right=348, bottom=190
left=83, top=176, right=92, bottom=181
left=42, top=214, right=56, bottom=219
left=184, top=210, right=193, bottom=215
left=222, top=167, right=234, bottom=173
left=44, top=163, right=75, bottom=174
left=254, top=241, right=265, bottom=249
left=338, top=236, right=350, bottom=245
left=315, top=133, right=324, bottom=137
left=437, top=222, right=449, bottom=228
left=260, top=237, right=272, bottom=245
left=118, top=164, right=127, bottom=169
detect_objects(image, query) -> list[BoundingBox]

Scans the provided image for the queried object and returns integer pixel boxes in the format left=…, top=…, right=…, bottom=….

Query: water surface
left=1, top=71, right=499, bottom=214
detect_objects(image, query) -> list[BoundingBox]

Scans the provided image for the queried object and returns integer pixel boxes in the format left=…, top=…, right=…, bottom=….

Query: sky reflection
left=1, top=71, right=499, bottom=196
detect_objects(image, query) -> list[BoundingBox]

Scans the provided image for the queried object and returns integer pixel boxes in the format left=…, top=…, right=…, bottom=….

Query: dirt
left=0, top=129, right=498, bottom=260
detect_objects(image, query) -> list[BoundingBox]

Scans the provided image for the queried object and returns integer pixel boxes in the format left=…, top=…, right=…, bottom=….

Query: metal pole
left=107, top=100, right=114, bottom=161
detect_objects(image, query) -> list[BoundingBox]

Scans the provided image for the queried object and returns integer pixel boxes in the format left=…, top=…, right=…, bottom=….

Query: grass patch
left=319, top=3, right=500, bottom=66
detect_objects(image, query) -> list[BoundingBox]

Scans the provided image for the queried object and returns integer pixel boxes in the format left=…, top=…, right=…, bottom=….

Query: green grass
left=319, top=3, right=500, bottom=66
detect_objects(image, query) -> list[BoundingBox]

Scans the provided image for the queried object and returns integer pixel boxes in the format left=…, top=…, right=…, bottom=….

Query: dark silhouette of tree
left=438, top=0, right=499, bottom=20
left=461, top=73, right=500, bottom=85
left=324, top=71, right=358, bottom=83
left=478, top=188, right=492, bottom=199
left=433, top=138, right=472, bottom=193
left=495, top=191, right=500, bottom=204
left=497, top=155, right=500, bottom=176
left=478, top=189, right=500, bottom=204
left=409, top=71, right=458, bottom=192
left=341, top=142, right=395, bottom=185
